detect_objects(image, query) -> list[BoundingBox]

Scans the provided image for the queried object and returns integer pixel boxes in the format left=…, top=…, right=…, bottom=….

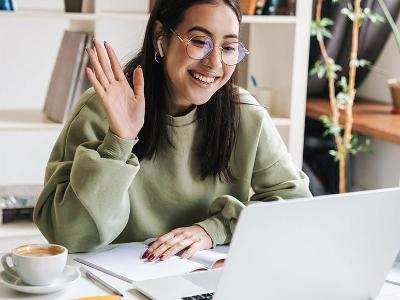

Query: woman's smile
left=188, top=70, right=220, bottom=87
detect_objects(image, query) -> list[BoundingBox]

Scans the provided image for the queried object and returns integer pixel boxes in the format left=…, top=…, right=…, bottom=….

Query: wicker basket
left=240, top=0, right=257, bottom=15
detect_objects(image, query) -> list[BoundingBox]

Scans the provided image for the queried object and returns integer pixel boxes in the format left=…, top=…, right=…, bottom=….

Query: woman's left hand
left=142, top=225, right=213, bottom=261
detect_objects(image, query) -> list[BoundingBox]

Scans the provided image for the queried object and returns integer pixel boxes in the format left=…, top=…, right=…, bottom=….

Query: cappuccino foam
left=15, top=245, right=64, bottom=257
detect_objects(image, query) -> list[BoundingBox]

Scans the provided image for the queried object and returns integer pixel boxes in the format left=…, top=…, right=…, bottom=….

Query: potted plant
left=310, top=0, right=381, bottom=193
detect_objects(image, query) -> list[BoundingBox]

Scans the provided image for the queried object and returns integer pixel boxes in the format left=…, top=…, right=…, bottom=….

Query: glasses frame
left=168, top=28, right=249, bottom=66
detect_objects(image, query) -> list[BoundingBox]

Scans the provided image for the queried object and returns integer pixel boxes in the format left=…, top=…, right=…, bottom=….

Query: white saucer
left=0, top=265, right=81, bottom=294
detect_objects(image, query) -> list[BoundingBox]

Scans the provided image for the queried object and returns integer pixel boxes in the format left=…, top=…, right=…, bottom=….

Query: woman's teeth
left=190, top=71, right=216, bottom=84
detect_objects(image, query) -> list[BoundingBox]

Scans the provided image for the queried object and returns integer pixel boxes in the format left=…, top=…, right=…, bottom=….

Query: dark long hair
left=123, top=0, right=242, bottom=182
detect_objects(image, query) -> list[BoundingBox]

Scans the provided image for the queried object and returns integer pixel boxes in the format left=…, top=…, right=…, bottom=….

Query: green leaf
left=337, top=76, right=348, bottom=93
left=329, top=149, right=344, bottom=161
left=320, top=115, right=342, bottom=136
left=309, top=60, right=328, bottom=79
left=336, top=92, right=352, bottom=108
left=362, top=7, right=385, bottom=24
left=347, top=134, right=374, bottom=155
left=326, top=58, right=342, bottom=79
left=347, top=2, right=353, bottom=10
left=320, top=18, right=334, bottom=27
left=350, top=58, right=372, bottom=68
left=311, top=18, right=334, bottom=41
left=329, top=149, right=337, bottom=157
left=341, top=7, right=355, bottom=21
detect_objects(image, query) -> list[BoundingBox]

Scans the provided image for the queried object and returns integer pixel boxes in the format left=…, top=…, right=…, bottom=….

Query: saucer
left=0, top=265, right=81, bottom=294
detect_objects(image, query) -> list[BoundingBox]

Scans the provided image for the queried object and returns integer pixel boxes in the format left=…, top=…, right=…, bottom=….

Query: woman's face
left=159, top=3, right=240, bottom=116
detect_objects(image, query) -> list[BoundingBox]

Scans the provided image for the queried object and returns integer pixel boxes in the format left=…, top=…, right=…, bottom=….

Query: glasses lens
left=222, top=42, right=247, bottom=66
left=187, top=36, right=213, bottom=60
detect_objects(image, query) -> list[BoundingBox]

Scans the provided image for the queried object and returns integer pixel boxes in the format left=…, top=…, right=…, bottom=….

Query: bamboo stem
left=315, top=0, right=342, bottom=149
left=339, top=156, right=346, bottom=193
left=339, top=0, right=362, bottom=193
left=314, top=0, right=362, bottom=193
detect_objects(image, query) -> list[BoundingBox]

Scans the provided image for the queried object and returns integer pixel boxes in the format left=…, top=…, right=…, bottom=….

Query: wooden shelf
left=96, top=12, right=149, bottom=20
left=0, top=110, right=63, bottom=130
left=306, top=98, right=400, bottom=144
left=0, top=10, right=296, bottom=24
left=242, top=15, right=296, bottom=24
left=0, top=10, right=96, bottom=20
left=272, top=117, right=291, bottom=126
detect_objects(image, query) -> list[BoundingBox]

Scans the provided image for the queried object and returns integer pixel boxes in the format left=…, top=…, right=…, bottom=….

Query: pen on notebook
left=80, top=267, right=124, bottom=297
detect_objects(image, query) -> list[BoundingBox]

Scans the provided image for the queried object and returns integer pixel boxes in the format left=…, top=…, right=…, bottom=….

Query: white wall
left=352, top=15, right=400, bottom=190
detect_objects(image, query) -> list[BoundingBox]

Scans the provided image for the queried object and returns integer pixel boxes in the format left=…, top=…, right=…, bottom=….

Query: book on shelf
left=81, top=0, right=94, bottom=13
left=255, top=0, right=267, bottom=15
left=263, top=0, right=296, bottom=16
left=68, top=33, right=92, bottom=114
left=241, top=0, right=296, bottom=16
left=64, top=0, right=84, bottom=12
left=0, top=0, right=15, bottom=10
left=240, top=0, right=257, bottom=15
left=75, top=241, right=229, bottom=282
left=43, top=30, right=91, bottom=123
left=0, top=195, right=37, bottom=223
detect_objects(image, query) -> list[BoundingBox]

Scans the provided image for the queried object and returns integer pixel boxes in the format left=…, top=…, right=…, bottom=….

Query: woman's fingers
left=86, top=47, right=109, bottom=88
left=146, top=230, right=177, bottom=254
left=133, top=66, right=145, bottom=102
left=160, top=239, right=193, bottom=260
left=85, top=67, right=105, bottom=98
left=142, top=226, right=212, bottom=261
left=181, top=241, right=202, bottom=259
left=104, top=41, right=126, bottom=81
left=92, top=38, right=115, bottom=83
left=151, top=235, right=192, bottom=261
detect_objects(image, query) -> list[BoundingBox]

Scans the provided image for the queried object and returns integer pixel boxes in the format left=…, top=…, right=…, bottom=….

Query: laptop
left=134, top=188, right=400, bottom=300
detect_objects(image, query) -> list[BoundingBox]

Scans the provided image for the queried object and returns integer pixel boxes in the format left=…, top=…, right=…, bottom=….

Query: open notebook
left=75, top=241, right=229, bottom=282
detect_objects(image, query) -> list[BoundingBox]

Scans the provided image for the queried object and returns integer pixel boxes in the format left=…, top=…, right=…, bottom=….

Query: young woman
left=34, top=0, right=312, bottom=260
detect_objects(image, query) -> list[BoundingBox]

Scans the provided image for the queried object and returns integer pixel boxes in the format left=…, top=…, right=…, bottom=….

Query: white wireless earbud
left=157, top=37, right=164, bottom=58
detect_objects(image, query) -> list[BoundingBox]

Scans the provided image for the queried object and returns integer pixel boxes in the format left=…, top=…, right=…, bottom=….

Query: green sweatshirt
left=34, top=87, right=312, bottom=253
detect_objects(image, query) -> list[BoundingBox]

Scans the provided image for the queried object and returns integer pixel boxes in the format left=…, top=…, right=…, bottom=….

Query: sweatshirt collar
left=166, top=106, right=198, bottom=127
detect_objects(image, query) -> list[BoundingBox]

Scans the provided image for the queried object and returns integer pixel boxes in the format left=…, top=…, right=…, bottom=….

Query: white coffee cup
left=1, top=244, right=67, bottom=286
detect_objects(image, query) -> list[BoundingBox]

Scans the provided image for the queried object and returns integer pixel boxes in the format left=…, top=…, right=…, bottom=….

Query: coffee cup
left=1, top=244, right=67, bottom=286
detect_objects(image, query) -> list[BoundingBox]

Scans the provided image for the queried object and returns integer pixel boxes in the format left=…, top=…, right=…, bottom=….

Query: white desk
left=0, top=222, right=149, bottom=299
left=1, top=222, right=400, bottom=300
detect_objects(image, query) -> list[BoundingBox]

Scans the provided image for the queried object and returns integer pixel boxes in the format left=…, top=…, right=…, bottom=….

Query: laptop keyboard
left=182, top=292, right=214, bottom=299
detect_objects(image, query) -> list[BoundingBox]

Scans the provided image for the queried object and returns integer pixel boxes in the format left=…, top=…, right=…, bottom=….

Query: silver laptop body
left=134, top=188, right=400, bottom=300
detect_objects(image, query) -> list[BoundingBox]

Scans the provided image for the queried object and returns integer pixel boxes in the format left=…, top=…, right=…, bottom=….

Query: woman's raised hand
left=85, top=39, right=145, bottom=139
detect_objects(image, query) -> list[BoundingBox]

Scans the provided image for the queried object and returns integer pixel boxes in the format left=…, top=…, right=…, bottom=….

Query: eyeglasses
left=168, top=28, right=249, bottom=66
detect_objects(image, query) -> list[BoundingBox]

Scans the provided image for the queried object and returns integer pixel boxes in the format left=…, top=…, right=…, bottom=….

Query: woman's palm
left=85, top=39, right=145, bottom=139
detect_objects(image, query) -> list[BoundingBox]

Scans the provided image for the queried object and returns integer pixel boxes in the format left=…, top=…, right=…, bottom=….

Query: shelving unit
left=307, top=98, right=400, bottom=144
left=0, top=10, right=96, bottom=20
left=242, top=15, right=297, bottom=24
left=0, top=0, right=312, bottom=185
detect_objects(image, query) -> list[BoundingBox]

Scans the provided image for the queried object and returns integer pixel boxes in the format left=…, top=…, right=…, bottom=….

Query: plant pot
left=387, top=78, right=400, bottom=114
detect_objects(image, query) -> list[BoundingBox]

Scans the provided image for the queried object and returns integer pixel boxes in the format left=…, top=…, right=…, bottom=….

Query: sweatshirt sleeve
left=196, top=103, right=312, bottom=247
left=34, top=89, right=140, bottom=253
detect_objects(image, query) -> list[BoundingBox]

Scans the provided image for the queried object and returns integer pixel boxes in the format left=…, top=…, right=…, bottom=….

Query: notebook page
left=77, top=242, right=206, bottom=281
left=189, top=246, right=229, bottom=269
